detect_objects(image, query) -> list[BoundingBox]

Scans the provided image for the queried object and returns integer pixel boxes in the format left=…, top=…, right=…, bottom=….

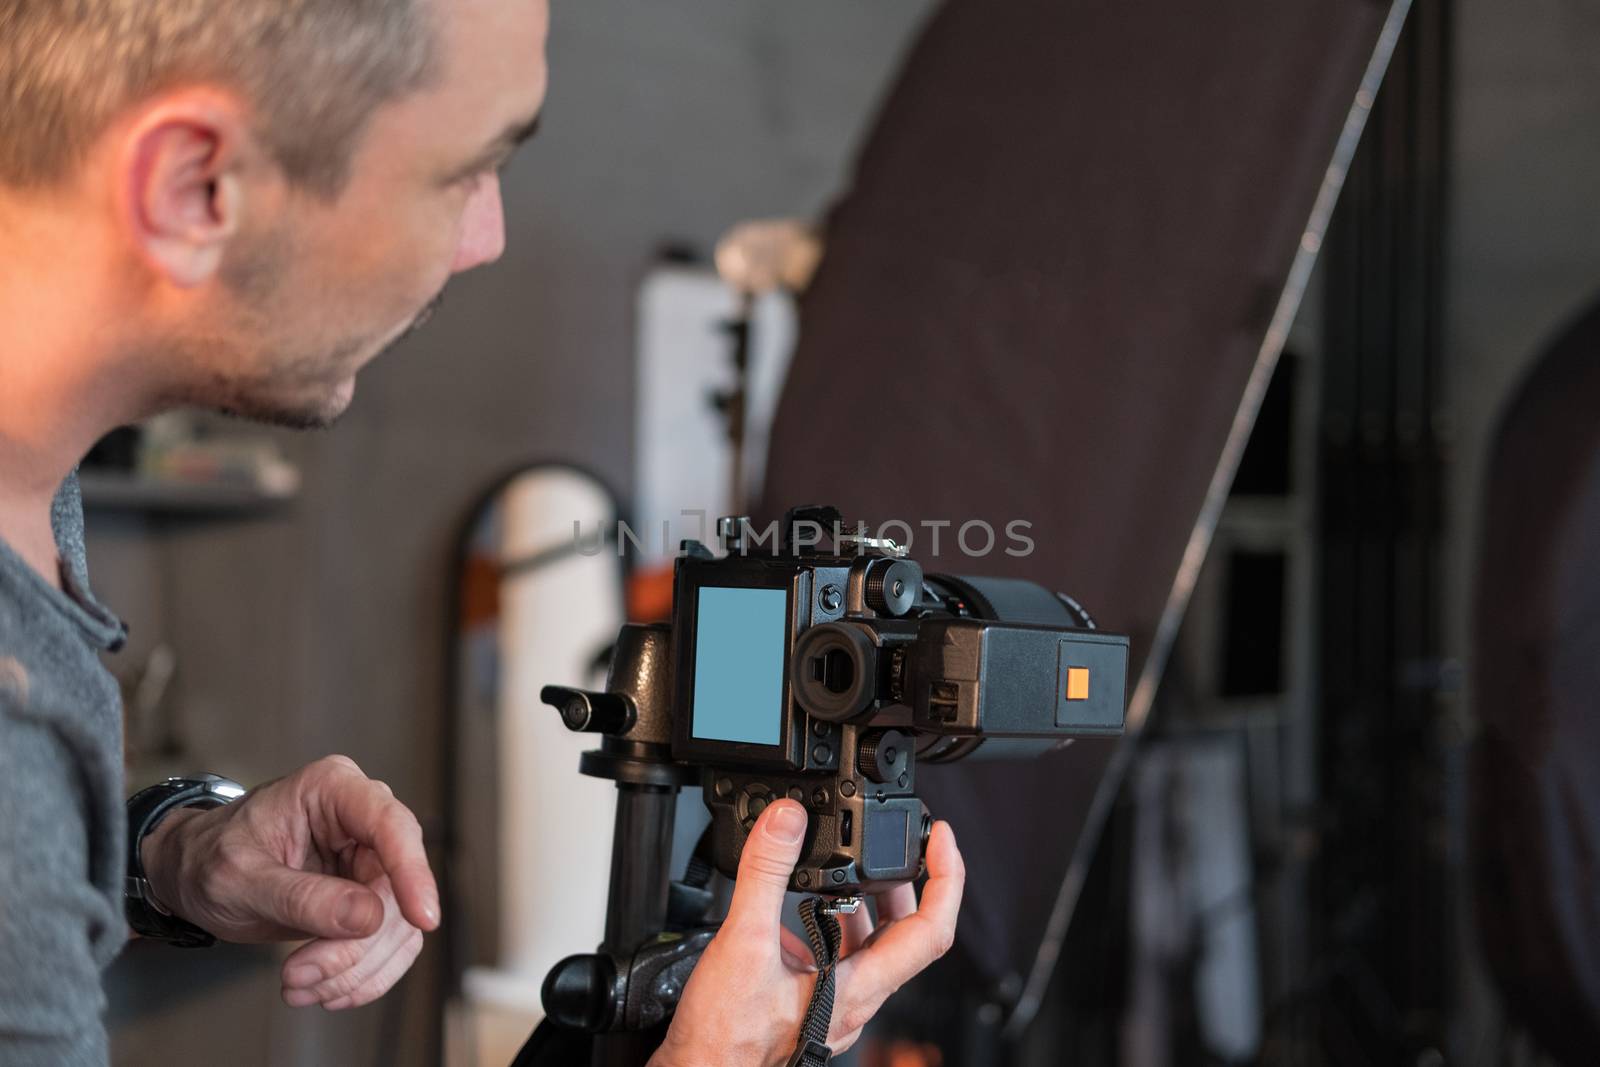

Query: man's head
left=0, top=0, right=548, bottom=427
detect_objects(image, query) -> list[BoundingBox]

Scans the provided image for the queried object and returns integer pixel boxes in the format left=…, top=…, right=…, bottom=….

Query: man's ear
left=122, top=91, right=257, bottom=289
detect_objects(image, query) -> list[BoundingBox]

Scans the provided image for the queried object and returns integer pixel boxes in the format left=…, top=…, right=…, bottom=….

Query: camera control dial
left=857, top=729, right=913, bottom=785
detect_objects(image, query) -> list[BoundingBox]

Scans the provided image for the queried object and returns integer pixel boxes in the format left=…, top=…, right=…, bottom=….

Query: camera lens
left=791, top=622, right=878, bottom=722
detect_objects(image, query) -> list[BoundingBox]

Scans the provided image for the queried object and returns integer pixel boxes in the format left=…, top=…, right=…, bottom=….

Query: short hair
left=0, top=0, right=436, bottom=196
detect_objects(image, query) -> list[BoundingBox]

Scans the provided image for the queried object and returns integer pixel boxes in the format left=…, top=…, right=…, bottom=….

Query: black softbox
left=760, top=0, right=1408, bottom=1030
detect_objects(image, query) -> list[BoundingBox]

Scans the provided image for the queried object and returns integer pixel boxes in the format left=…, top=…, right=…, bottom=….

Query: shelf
left=78, top=472, right=296, bottom=517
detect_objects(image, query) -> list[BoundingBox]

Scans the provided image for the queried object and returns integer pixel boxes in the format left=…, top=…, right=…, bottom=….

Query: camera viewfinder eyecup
left=791, top=622, right=878, bottom=722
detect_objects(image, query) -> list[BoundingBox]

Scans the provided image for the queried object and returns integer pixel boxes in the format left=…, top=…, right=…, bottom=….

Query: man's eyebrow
left=498, top=114, right=543, bottom=155
left=452, top=114, right=542, bottom=180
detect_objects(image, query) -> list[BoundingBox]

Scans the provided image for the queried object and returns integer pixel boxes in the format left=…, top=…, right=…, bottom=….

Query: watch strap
left=125, top=774, right=246, bottom=947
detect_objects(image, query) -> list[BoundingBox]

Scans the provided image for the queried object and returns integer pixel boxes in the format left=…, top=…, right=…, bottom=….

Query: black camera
left=545, top=506, right=1127, bottom=897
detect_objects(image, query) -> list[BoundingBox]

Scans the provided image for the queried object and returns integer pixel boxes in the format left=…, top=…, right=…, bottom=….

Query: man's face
left=185, top=0, right=549, bottom=427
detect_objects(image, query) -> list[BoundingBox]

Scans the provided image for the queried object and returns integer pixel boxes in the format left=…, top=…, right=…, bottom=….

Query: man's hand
left=650, top=800, right=965, bottom=1067
left=140, top=755, right=439, bottom=1011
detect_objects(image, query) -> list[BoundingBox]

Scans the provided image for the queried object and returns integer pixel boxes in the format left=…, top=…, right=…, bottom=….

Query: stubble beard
left=190, top=252, right=450, bottom=431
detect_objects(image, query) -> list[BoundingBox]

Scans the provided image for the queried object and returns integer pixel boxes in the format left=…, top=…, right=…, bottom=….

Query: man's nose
left=452, top=175, right=507, bottom=274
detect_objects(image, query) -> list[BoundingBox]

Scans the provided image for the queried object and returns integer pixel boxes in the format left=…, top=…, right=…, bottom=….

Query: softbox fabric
left=760, top=0, right=1393, bottom=989
left=1472, top=296, right=1600, bottom=1066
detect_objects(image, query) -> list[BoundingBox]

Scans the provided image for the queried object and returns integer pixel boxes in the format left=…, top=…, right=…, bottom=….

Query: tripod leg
left=601, top=784, right=678, bottom=956
left=510, top=1020, right=593, bottom=1067
left=591, top=782, right=680, bottom=1067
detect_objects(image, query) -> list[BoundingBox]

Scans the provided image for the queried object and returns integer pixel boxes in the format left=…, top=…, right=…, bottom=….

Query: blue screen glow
left=691, top=586, right=788, bottom=746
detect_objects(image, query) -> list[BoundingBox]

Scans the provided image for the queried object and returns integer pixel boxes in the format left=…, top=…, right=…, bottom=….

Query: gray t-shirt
left=0, top=473, right=128, bottom=1065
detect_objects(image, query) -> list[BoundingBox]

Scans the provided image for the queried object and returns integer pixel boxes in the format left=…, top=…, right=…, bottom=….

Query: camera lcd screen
left=691, top=586, right=788, bottom=746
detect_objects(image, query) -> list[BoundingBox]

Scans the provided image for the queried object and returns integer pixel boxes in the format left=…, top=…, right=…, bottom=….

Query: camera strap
left=786, top=896, right=844, bottom=1067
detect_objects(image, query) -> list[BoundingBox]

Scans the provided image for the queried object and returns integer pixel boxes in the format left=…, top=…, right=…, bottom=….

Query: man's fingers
left=257, top=864, right=385, bottom=940
left=833, top=822, right=964, bottom=1029
left=841, top=902, right=874, bottom=954
left=780, top=924, right=817, bottom=972
left=843, top=882, right=916, bottom=956
left=323, top=927, right=424, bottom=1011
left=281, top=876, right=408, bottom=1004
left=284, top=918, right=413, bottom=1008
left=832, top=1027, right=866, bottom=1057
left=876, top=881, right=919, bottom=925
left=723, top=800, right=808, bottom=942
left=282, top=932, right=364, bottom=993
left=314, top=767, right=440, bottom=932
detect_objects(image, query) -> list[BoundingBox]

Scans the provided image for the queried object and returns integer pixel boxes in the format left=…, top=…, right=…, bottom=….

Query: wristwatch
left=125, top=774, right=247, bottom=947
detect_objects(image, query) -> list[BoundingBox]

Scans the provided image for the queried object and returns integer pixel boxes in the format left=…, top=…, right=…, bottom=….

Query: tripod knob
left=541, top=686, right=636, bottom=735
left=542, top=953, right=618, bottom=1032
